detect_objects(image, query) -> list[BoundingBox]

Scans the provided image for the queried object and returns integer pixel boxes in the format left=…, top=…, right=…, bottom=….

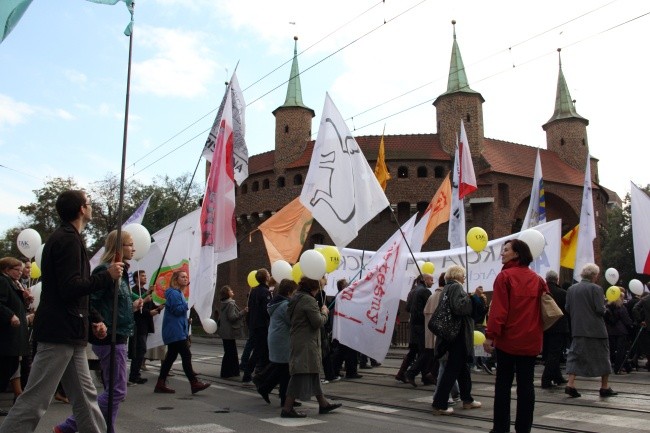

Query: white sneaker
left=462, top=400, right=482, bottom=409
left=320, top=379, right=329, bottom=385
left=433, top=407, right=454, bottom=416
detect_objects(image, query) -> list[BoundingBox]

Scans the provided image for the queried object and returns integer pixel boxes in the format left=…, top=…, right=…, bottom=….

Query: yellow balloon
left=422, top=261, right=435, bottom=275
left=30, top=262, right=41, bottom=279
left=292, top=263, right=303, bottom=283
left=247, top=270, right=258, bottom=288
left=606, top=286, right=621, bottom=303
left=467, top=227, right=488, bottom=252
left=321, top=245, right=341, bottom=273
left=473, top=330, right=486, bottom=346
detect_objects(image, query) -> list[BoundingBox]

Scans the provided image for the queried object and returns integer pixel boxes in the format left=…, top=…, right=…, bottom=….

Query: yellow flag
left=258, top=197, right=314, bottom=264
left=560, top=224, right=579, bottom=269
left=374, top=135, right=391, bottom=191
left=422, top=175, right=452, bottom=243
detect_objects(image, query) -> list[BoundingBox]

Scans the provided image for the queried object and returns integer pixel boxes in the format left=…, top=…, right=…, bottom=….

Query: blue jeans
left=58, top=344, right=128, bottom=433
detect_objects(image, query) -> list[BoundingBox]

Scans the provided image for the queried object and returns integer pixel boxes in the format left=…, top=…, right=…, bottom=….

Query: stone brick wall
left=434, top=92, right=485, bottom=157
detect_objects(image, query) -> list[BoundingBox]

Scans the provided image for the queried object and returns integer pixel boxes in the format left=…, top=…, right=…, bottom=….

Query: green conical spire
left=545, top=49, right=587, bottom=124
left=443, top=20, right=478, bottom=95
left=281, top=36, right=309, bottom=109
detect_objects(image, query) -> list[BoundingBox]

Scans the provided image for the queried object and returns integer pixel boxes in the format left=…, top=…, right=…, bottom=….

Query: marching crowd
left=2, top=190, right=650, bottom=433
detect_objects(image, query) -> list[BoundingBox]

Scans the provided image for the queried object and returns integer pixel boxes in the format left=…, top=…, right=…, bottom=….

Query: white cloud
left=64, top=69, right=88, bottom=85
left=132, top=26, right=218, bottom=98
left=54, top=109, right=75, bottom=121
left=0, top=95, right=36, bottom=127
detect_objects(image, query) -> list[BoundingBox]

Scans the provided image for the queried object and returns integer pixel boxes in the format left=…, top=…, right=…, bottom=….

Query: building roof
left=247, top=133, right=588, bottom=189
left=543, top=50, right=588, bottom=128
left=277, top=37, right=312, bottom=111
left=481, top=138, right=585, bottom=187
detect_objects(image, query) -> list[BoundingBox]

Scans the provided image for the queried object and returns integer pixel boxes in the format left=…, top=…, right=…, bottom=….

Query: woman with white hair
left=564, top=263, right=617, bottom=398
left=431, top=265, right=480, bottom=416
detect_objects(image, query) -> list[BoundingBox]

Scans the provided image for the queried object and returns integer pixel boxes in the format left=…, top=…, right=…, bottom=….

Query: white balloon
left=271, top=260, right=293, bottom=282
left=30, top=282, right=42, bottom=311
left=517, top=229, right=546, bottom=259
left=202, top=318, right=218, bottom=334
left=299, top=249, right=327, bottom=280
left=35, top=244, right=45, bottom=268
left=17, top=228, right=42, bottom=259
left=629, top=279, right=644, bottom=296
left=605, top=268, right=619, bottom=285
left=124, top=224, right=151, bottom=260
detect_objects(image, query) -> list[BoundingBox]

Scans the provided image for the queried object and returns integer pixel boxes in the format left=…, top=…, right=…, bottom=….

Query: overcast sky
left=1, top=0, right=648, bottom=238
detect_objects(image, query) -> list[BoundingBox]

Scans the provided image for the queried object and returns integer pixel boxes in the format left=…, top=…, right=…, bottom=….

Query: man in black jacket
left=0, top=190, right=123, bottom=433
left=541, top=270, right=569, bottom=388
left=405, top=274, right=434, bottom=387
left=243, top=268, right=271, bottom=384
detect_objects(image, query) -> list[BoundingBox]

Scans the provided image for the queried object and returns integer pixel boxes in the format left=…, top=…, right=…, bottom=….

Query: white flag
left=300, top=93, right=389, bottom=247
left=333, top=214, right=417, bottom=362
left=202, top=72, right=248, bottom=185
left=631, top=182, right=650, bottom=275
left=448, top=142, right=465, bottom=249
left=522, top=149, right=546, bottom=229
left=573, top=155, right=596, bottom=282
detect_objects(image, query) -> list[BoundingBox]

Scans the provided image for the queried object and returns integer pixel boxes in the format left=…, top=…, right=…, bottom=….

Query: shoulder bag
left=540, top=292, right=563, bottom=331
left=427, top=289, right=462, bottom=341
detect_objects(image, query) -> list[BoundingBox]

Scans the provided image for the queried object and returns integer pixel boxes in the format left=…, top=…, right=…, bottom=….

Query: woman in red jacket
left=484, top=239, right=547, bottom=433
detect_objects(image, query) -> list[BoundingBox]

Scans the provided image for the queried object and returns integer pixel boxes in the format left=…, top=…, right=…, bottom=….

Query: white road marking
left=356, top=405, right=399, bottom=413
left=544, top=411, right=650, bottom=431
left=262, top=417, right=326, bottom=427
left=164, top=424, right=234, bottom=433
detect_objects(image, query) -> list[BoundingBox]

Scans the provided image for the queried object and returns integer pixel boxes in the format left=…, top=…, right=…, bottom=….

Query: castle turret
left=272, top=36, right=315, bottom=173
left=433, top=21, right=485, bottom=157
left=542, top=49, right=592, bottom=176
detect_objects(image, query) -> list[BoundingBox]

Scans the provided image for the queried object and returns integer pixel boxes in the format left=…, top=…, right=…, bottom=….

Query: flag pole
left=108, top=3, right=135, bottom=431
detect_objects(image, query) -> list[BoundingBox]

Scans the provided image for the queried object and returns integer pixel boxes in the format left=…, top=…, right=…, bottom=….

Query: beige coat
left=424, top=287, right=443, bottom=349
left=287, top=291, right=328, bottom=375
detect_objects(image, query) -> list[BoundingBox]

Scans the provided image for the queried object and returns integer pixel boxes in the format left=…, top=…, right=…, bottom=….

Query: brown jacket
left=287, top=291, right=328, bottom=375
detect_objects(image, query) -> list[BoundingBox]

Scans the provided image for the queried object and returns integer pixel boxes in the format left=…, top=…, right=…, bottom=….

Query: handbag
left=540, top=292, right=563, bottom=331
left=427, top=289, right=462, bottom=341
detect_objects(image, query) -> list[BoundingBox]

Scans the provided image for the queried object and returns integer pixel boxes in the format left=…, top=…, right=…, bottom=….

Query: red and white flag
left=631, top=182, right=650, bottom=274
left=333, top=214, right=417, bottom=362
left=202, top=72, right=248, bottom=185
left=194, top=85, right=237, bottom=321
left=458, top=119, right=477, bottom=199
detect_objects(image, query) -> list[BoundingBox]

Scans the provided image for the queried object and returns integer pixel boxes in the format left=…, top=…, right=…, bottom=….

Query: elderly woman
left=154, top=270, right=210, bottom=394
left=0, top=257, right=30, bottom=408
left=218, top=285, right=247, bottom=378
left=280, top=277, right=341, bottom=418
left=484, top=239, right=547, bottom=433
left=431, top=265, right=480, bottom=416
left=257, top=279, right=298, bottom=406
left=56, top=230, right=141, bottom=433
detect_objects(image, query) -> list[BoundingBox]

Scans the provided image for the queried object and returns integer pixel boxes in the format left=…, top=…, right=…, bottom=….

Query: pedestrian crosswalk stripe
left=544, top=410, right=650, bottom=430
left=164, top=423, right=234, bottom=433
left=262, top=417, right=326, bottom=427
left=356, top=405, right=399, bottom=413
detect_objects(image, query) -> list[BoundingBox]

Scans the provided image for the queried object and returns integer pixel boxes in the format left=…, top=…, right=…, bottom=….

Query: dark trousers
left=258, top=362, right=290, bottom=404
left=159, top=340, right=195, bottom=382
left=333, top=343, right=358, bottom=376
left=492, top=348, right=536, bottom=433
left=609, top=334, right=629, bottom=373
left=542, top=332, right=566, bottom=384
left=129, top=333, right=147, bottom=381
left=0, top=355, right=19, bottom=392
left=221, top=339, right=240, bottom=378
left=245, top=328, right=269, bottom=379
left=432, top=331, right=473, bottom=409
left=406, top=330, right=426, bottom=379
left=240, top=337, right=253, bottom=369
